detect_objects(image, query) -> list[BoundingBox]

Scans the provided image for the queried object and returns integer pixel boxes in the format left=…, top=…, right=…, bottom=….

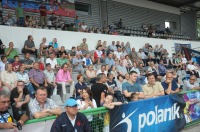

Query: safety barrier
left=1, top=90, right=200, bottom=132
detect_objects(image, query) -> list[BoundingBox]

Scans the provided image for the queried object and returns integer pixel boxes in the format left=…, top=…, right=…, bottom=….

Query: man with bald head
left=28, top=62, right=48, bottom=90
left=161, top=72, right=179, bottom=95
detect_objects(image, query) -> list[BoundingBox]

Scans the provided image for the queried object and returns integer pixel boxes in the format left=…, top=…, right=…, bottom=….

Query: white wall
left=0, top=25, right=200, bottom=57
left=112, top=0, right=180, bottom=15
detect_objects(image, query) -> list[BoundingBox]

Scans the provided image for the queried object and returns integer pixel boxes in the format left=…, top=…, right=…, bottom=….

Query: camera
left=16, top=122, right=22, bottom=130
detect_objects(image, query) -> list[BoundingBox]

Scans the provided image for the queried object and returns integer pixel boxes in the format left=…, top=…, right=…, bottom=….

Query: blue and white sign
left=110, top=95, right=186, bottom=132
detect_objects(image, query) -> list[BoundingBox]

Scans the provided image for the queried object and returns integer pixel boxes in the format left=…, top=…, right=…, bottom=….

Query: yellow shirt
left=142, top=82, right=164, bottom=96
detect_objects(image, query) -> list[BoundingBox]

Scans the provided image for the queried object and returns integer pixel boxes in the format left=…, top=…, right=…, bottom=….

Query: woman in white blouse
left=77, top=87, right=97, bottom=121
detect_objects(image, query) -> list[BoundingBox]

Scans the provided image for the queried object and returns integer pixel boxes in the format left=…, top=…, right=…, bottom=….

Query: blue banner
left=182, top=47, right=200, bottom=64
left=174, top=43, right=191, bottom=54
left=110, top=95, right=186, bottom=132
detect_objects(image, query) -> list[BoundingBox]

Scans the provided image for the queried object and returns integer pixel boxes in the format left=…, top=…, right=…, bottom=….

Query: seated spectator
left=105, top=52, right=115, bottom=68
left=130, top=93, right=139, bottom=101
left=22, top=35, right=37, bottom=57
left=0, top=55, right=8, bottom=72
left=0, top=89, right=29, bottom=129
left=130, top=47, right=138, bottom=62
left=48, top=13, right=57, bottom=30
left=50, top=98, right=90, bottom=132
left=12, top=55, right=22, bottom=72
left=28, top=62, right=48, bottom=90
left=46, top=53, right=59, bottom=70
left=123, top=73, right=130, bottom=82
left=124, top=55, right=132, bottom=71
left=158, top=59, right=167, bottom=76
left=10, top=81, right=30, bottom=116
left=147, top=61, right=159, bottom=79
left=4, top=13, right=16, bottom=26
left=86, top=64, right=97, bottom=84
left=122, top=71, right=144, bottom=101
left=0, top=39, right=5, bottom=55
left=91, top=73, right=108, bottom=107
left=72, top=54, right=84, bottom=74
left=81, top=45, right=89, bottom=56
left=0, top=11, right=4, bottom=25
left=69, top=46, right=76, bottom=57
left=110, top=65, right=118, bottom=79
left=114, top=46, right=123, bottom=60
left=109, top=41, right=117, bottom=51
left=16, top=65, right=35, bottom=98
left=184, top=75, right=200, bottom=90
left=116, top=75, right=124, bottom=92
left=76, top=46, right=82, bottom=55
left=49, top=38, right=59, bottom=51
left=46, top=45, right=56, bottom=58
left=80, top=22, right=88, bottom=32
left=28, top=87, right=62, bottom=119
left=82, top=53, right=93, bottom=68
left=25, top=15, right=30, bottom=27
left=44, top=63, right=56, bottom=98
left=161, top=72, right=180, bottom=95
left=117, top=60, right=127, bottom=77
left=75, top=74, right=87, bottom=99
left=56, top=63, right=74, bottom=100
left=57, top=51, right=71, bottom=67
left=96, top=65, right=107, bottom=75
left=57, top=15, right=65, bottom=29
left=57, top=46, right=67, bottom=58
left=5, top=42, right=18, bottom=63
left=186, top=60, right=199, bottom=78
left=131, top=62, right=146, bottom=85
left=142, top=73, right=164, bottom=98
left=94, top=45, right=105, bottom=64
left=1, top=63, right=17, bottom=92
left=22, top=52, right=34, bottom=71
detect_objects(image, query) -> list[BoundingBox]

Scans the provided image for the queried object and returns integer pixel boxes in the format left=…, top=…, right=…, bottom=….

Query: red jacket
left=94, top=50, right=104, bottom=62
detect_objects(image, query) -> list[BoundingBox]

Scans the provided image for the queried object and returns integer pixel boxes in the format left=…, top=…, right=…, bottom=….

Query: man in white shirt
left=184, top=75, right=200, bottom=90
left=96, top=65, right=107, bottom=75
left=0, top=55, right=8, bottom=72
left=186, top=60, right=199, bottom=78
left=114, top=46, right=123, bottom=59
left=46, top=53, right=58, bottom=69
left=81, top=22, right=87, bottom=31
left=109, top=41, right=117, bottom=51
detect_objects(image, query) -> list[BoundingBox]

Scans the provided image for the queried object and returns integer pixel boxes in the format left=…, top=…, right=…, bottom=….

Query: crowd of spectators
left=0, top=22, right=200, bottom=131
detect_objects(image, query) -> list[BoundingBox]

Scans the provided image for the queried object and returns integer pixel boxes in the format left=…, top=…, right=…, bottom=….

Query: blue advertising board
left=110, top=95, right=186, bottom=132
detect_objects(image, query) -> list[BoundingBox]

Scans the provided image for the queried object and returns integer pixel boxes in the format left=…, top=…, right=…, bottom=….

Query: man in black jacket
left=50, top=98, right=91, bottom=132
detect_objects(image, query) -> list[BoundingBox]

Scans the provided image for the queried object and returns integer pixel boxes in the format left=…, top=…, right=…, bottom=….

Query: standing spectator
left=0, top=55, right=8, bottom=72
left=39, top=2, right=47, bottom=28
left=5, top=42, right=18, bottom=63
left=74, top=16, right=81, bottom=29
left=15, top=2, right=25, bottom=26
left=16, top=65, right=35, bottom=98
left=50, top=98, right=91, bottom=132
left=184, top=75, right=200, bottom=90
left=48, top=13, right=58, bottom=30
left=28, top=62, right=48, bottom=90
left=56, top=63, right=74, bottom=100
left=23, top=52, right=34, bottom=71
left=1, top=63, right=17, bottom=92
left=44, top=63, right=56, bottom=98
left=10, top=81, right=30, bottom=116
left=75, top=74, right=87, bottom=99
left=29, top=87, right=62, bottom=119
left=0, top=89, right=29, bottom=129
left=23, top=35, right=37, bottom=57
left=142, top=73, right=164, bottom=98
left=122, top=71, right=144, bottom=101
left=72, top=54, right=84, bottom=74
left=91, top=73, right=108, bottom=107
left=161, top=72, right=179, bottom=95
left=80, top=38, right=88, bottom=51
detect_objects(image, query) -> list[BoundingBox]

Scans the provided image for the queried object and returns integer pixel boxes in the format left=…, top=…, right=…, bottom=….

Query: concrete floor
left=182, top=124, right=200, bottom=132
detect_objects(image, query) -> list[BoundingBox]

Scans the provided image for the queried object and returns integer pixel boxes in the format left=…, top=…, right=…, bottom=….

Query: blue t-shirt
left=161, top=80, right=178, bottom=95
left=49, top=42, right=58, bottom=49
left=122, top=82, right=143, bottom=92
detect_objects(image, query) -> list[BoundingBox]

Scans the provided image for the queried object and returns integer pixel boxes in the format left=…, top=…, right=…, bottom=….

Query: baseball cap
left=64, top=98, right=78, bottom=107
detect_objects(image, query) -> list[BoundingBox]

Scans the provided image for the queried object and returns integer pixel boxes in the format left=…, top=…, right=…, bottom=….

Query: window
left=75, top=2, right=91, bottom=15
left=165, top=21, right=170, bottom=28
